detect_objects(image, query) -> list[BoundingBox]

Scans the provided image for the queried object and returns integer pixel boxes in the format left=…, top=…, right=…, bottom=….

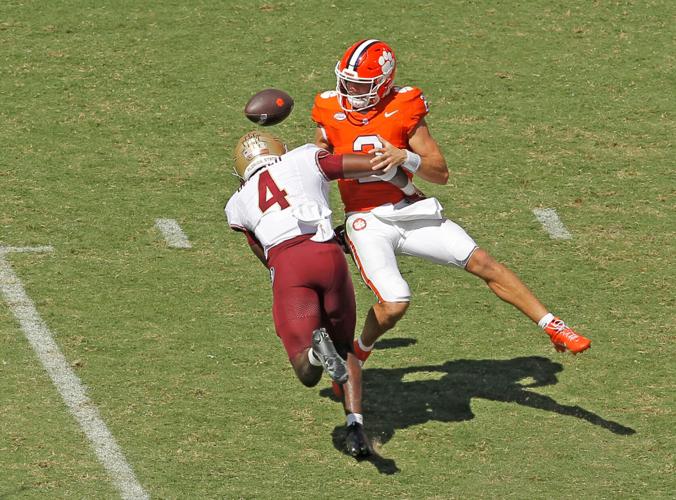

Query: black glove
left=333, top=224, right=351, bottom=255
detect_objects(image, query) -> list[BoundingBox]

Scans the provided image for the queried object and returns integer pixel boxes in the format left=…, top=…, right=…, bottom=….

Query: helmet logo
left=241, top=135, right=270, bottom=160
left=379, top=51, right=394, bottom=75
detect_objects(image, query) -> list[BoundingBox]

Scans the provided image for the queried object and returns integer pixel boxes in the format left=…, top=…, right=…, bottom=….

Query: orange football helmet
left=335, top=39, right=396, bottom=112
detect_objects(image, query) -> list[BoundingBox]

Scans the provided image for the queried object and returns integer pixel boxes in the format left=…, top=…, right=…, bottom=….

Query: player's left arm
left=406, top=119, right=449, bottom=185
left=370, top=119, right=448, bottom=185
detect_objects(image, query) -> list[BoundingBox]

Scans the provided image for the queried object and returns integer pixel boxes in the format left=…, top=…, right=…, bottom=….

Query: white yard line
left=0, top=246, right=149, bottom=500
left=154, top=219, right=192, bottom=249
left=532, top=208, right=573, bottom=240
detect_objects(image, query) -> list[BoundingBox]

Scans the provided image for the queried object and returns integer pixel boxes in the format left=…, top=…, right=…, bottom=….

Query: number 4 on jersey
left=258, top=170, right=290, bottom=212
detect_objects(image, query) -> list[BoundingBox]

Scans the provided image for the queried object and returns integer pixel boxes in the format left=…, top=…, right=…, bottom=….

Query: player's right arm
left=312, top=92, right=335, bottom=152
left=314, top=126, right=332, bottom=152
left=317, top=150, right=418, bottom=194
left=225, top=195, right=268, bottom=268
left=243, top=231, right=267, bottom=267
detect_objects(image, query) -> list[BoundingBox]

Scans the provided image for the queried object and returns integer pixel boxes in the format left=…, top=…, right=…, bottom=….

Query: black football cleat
left=312, top=328, right=348, bottom=384
left=345, top=422, right=371, bottom=459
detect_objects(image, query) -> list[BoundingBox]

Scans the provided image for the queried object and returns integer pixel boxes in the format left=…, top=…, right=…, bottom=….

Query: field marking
left=0, top=246, right=149, bottom=500
left=154, top=219, right=192, bottom=248
left=532, top=208, right=573, bottom=240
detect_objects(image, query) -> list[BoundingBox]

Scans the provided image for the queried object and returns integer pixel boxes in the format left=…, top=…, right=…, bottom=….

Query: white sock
left=346, top=413, right=364, bottom=426
left=538, top=313, right=555, bottom=329
left=357, top=337, right=373, bottom=352
left=308, top=348, right=322, bottom=367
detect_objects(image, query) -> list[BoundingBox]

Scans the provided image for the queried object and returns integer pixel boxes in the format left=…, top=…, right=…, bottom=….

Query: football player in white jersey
left=225, top=130, right=419, bottom=458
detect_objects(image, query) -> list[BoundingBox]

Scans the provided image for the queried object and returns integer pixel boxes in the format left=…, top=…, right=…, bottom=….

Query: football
left=244, top=88, right=294, bottom=126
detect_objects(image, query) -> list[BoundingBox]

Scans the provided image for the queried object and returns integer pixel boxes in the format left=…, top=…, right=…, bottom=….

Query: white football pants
left=345, top=207, right=478, bottom=303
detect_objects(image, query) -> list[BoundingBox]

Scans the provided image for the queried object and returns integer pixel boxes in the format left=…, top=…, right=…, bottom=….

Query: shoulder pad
left=319, top=90, right=338, bottom=100
left=283, top=143, right=321, bottom=163
left=392, top=86, right=429, bottom=114
left=312, top=91, right=341, bottom=124
left=392, top=86, right=423, bottom=99
left=313, top=91, right=338, bottom=109
left=287, top=143, right=321, bottom=155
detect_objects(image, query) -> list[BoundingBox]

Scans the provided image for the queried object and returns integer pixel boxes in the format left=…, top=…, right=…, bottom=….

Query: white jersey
left=225, top=144, right=334, bottom=256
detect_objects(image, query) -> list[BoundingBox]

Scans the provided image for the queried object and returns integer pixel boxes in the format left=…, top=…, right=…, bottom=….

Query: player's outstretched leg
left=312, top=328, right=348, bottom=384
left=465, top=248, right=591, bottom=354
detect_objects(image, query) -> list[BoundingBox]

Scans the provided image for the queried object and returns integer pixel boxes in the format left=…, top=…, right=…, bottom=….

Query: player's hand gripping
left=370, top=135, right=407, bottom=173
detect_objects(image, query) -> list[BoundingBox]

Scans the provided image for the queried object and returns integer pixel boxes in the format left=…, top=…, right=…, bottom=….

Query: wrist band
left=403, top=150, right=421, bottom=173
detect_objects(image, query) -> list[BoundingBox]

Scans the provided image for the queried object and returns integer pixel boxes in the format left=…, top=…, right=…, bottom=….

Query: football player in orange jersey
left=312, top=39, right=591, bottom=364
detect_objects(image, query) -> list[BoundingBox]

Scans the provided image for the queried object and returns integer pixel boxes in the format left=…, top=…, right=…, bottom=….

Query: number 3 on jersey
left=354, top=135, right=383, bottom=184
left=353, top=134, right=382, bottom=154
left=258, top=170, right=290, bottom=212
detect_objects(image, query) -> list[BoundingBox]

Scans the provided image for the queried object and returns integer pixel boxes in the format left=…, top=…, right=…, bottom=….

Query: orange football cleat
left=544, top=318, right=591, bottom=354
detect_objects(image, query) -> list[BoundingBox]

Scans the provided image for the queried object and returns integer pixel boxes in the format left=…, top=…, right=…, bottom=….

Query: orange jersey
left=311, top=86, right=429, bottom=212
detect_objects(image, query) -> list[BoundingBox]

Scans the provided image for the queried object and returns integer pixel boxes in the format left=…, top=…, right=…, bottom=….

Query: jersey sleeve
left=311, top=91, right=337, bottom=127
left=311, top=94, right=324, bottom=126
left=224, top=193, right=246, bottom=231
left=315, top=149, right=344, bottom=181
left=225, top=194, right=262, bottom=249
left=396, top=86, right=430, bottom=135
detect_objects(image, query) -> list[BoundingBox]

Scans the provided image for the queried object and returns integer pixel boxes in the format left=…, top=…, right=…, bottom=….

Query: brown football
left=244, top=89, right=294, bottom=126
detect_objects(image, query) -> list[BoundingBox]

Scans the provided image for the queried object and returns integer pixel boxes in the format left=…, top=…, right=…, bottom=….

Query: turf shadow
left=372, top=337, right=417, bottom=350
left=321, top=356, right=635, bottom=473
left=0, top=486, right=30, bottom=499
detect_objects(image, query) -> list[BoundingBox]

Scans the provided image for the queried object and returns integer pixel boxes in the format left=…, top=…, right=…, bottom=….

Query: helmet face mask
left=234, top=131, right=287, bottom=181
left=335, top=39, right=396, bottom=113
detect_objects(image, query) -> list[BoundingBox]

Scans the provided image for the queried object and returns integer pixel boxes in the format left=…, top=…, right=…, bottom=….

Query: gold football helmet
left=234, top=131, right=287, bottom=181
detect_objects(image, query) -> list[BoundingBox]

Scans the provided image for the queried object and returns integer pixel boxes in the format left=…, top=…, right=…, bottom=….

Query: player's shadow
left=322, top=356, right=635, bottom=474
left=373, top=337, right=417, bottom=350
left=0, top=486, right=30, bottom=499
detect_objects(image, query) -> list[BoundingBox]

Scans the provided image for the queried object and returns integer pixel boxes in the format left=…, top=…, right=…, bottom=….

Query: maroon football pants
left=267, top=236, right=356, bottom=360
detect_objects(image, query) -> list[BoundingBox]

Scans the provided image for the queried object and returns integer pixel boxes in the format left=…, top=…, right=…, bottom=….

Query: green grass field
left=1, top=1, right=674, bottom=498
